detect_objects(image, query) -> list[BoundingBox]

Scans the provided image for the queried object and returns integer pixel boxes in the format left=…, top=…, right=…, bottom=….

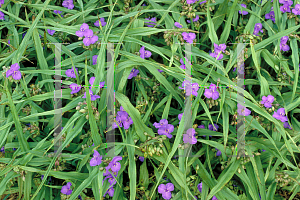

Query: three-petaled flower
left=209, top=43, right=226, bottom=60
left=106, top=156, right=123, bottom=172
left=94, top=18, right=107, bottom=27
left=158, top=183, right=174, bottom=200
left=183, top=128, right=197, bottom=144
left=253, top=23, right=263, bottom=36
left=139, top=46, right=152, bottom=59
left=237, top=103, right=251, bottom=116
left=47, top=29, right=56, bottom=36
left=128, top=68, right=139, bottom=79
left=6, top=63, right=22, bottom=80
left=174, top=22, right=182, bottom=28
left=61, top=182, right=72, bottom=195
left=65, top=67, right=78, bottom=78
left=113, top=106, right=133, bottom=129
left=182, top=32, right=196, bottom=44
left=260, top=95, right=274, bottom=108
left=292, top=4, right=300, bottom=15
left=145, top=17, right=157, bottom=27
left=62, top=0, right=74, bottom=9
left=76, top=23, right=89, bottom=37
left=179, top=57, right=191, bottom=69
left=204, top=83, right=219, bottom=100
left=179, top=80, right=199, bottom=96
left=83, top=29, right=98, bottom=46
left=82, top=89, right=100, bottom=101
left=272, top=108, right=288, bottom=122
left=239, top=4, right=248, bottom=15
left=70, top=83, right=81, bottom=94
left=280, top=36, right=290, bottom=51
left=90, top=150, right=102, bottom=166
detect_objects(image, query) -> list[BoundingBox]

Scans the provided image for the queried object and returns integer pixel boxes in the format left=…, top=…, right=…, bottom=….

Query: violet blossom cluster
left=0, top=0, right=4, bottom=20
left=94, top=18, right=107, bottom=27
left=280, top=36, right=290, bottom=52
left=140, top=46, right=152, bottom=59
left=279, top=0, right=293, bottom=13
left=75, top=23, right=98, bottom=46
left=209, top=43, right=226, bottom=60
left=174, top=22, right=183, bottom=28
left=113, top=106, right=133, bottom=130
left=153, top=119, right=174, bottom=138
left=237, top=103, right=251, bottom=116
left=253, top=23, right=263, bottom=36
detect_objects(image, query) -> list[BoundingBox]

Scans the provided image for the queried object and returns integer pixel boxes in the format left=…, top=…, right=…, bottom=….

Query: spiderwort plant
left=158, top=183, right=174, bottom=200
left=112, top=106, right=133, bottom=129
left=6, top=63, right=22, bottom=80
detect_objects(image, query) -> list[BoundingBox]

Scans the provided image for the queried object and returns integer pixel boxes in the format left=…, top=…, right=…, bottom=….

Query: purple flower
left=0, top=0, right=4, bottom=7
left=158, top=124, right=174, bottom=139
left=262, top=149, right=266, bottom=152
left=239, top=4, right=248, bottom=15
left=197, top=182, right=202, bottom=193
left=107, top=156, right=122, bottom=172
left=284, top=121, right=292, bottom=129
left=280, top=4, right=291, bottom=13
left=153, top=119, right=169, bottom=129
left=204, top=83, right=219, bottom=100
left=54, top=10, right=62, bottom=15
left=174, top=22, right=182, bottom=28
left=12, top=148, right=16, bottom=151
left=199, top=1, right=206, bottom=5
left=82, top=89, right=100, bottom=101
left=265, top=11, right=275, bottom=23
left=47, top=29, right=56, bottom=36
left=92, top=55, right=98, bottom=65
left=0, top=146, right=4, bottom=153
left=128, top=69, right=139, bottom=79
left=183, top=128, right=197, bottom=144
left=253, top=23, right=263, bottom=36
left=182, top=32, right=196, bottom=44
left=0, top=11, right=4, bottom=20
left=237, top=103, right=251, bottom=116
left=186, top=0, right=197, bottom=4
left=89, top=77, right=105, bottom=88
left=83, top=29, right=98, bottom=46
left=70, top=83, right=81, bottom=94
left=94, top=18, right=106, bottom=27
left=179, top=80, right=199, bottom=96
left=103, top=186, right=114, bottom=197
left=260, top=95, right=274, bottom=108
left=281, top=36, right=289, bottom=44
left=273, top=108, right=288, bottom=122
left=22, top=32, right=27, bottom=39
left=179, top=57, right=191, bottom=69
left=198, top=125, right=205, bottom=129
left=139, top=46, right=152, bottom=59
left=6, top=63, right=22, bottom=80
left=210, top=43, right=226, bottom=60
left=212, top=196, right=218, bottom=200
left=139, top=156, right=144, bottom=162
left=178, top=113, right=183, bottom=124
left=65, top=67, right=78, bottom=78
left=90, top=150, right=102, bottom=166
left=158, top=183, right=174, bottom=200
left=215, top=148, right=222, bottom=156
left=208, top=124, right=219, bottom=131
left=145, top=17, right=157, bottom=27
left=279, top=0, right=293, bottom=6
left=280, top=43, right=290, bottom=51
left=292, top=4, right=300, bottom=15
left=61, top=182, right=72, bottom=195
left=62, top=0, right=74, bottom=9
left=112, top=108, right=133, bottom=130
left=103, top=173, right=118, bottom=186
left=187, top=15, right=199, bottom=23
left=158, top=69, right=164, bottom=73
left=76, top=23, right=89, bottom=37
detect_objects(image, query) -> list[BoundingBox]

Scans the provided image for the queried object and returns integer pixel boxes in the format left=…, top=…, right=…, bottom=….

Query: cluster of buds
left=60, top=193, right=81, bottom=200
left=289, top=33, right=300, bottom=39
left=275, top=172, right=293, bottom=187
left=163, top=30, right=184, bottom=46
left=13, top=166, right=26, bottom=181
left=53, top=157, right=66, bottom=171
left=76, top=101, right=100, bottom=120
left=123, top=0, right=133, bottom=13
left=23, top=123, right=40, bottom=138
left=136, top=96, right=149, bottom=115
left=230, top=113, right=238, bottom=126
left=206, top=98, right=220, bottom=109
left=277, top=71, right=291, bottom=89
left=140, top=133, right=166, bottom=158
left=186, top=175, right=197, bottom=187
left=22, top=106, right=31, bottom=115
left=78, top=41, right=101, bottom=51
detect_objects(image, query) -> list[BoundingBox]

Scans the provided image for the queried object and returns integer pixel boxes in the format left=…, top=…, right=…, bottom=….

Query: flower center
left=88, top=35, right=92, bottom=39
left=14, top=71, right=18, bottom=75
left=80, top=28, right=85, bottom=32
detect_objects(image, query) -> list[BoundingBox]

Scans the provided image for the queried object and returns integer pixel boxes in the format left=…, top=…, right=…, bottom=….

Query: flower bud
left=79, top=109, right=86, bottom=113
left=86, top=115, right=89, bottom=119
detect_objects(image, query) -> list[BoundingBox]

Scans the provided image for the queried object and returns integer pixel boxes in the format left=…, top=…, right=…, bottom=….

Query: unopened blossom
left=204, top=83, right=219, bottom=100
left=47, top=29, right=56, bottom=36
left=292, top=4, right=300, bottom=15
left=158, top=124, right=174, bottom=138
left=187, top=15, right=199, bottom=23
left=239, top=4, right=248, bottom=15
left=92, top=55, right=98, bottom=65
left=83, top=29, right=98, bottom=46
left=82, top=89, right=100, bottom=101
left=140, top=46, right=151, bottom=59
left=158, top=183, right=174, bottom=200
left=279, top=0, right=293, bottom=6
left=265, top=11, right=275, bottom=23
left=0, top=11, right=4, bottom=20
left=179, top=57, right=191, bottom=69
left=199, top=1, right=206, bottom=4
left=182, top=32, right=196, bottom=44
left=0, top=146, right=4, bottom=153
left=178, top=113, right=183, bottom=124
left=179, top=80, right=199, bottom=96
left=145, top=17, right=157, bottom=27
left=208, top=124, right=219, bottom=131
left=158, top=69, right=164, bottom=73
left=128, top=68, right=139, bottom=79
left=107, top=156, right=122, bottom=172
left=153, top=119, right=169, bottom=129
left=54, top=10, right=62, bottom=15
left=90, top=150, right=102, bottom=166
left=174, top=22, right=182, bottom=28
left=6, top=63, right=22, bottom=80
left=62, top=0, right=74, bottom=9
left=76, top=23, right=89, bottom=37
left=61, top=182, right=72, bottom=195
left=70, top=83, right=81, bottom=94
left=280, top=4, right=291, bottom=13
left=237, top=103, right=251, bottom=116
left=139, top=156, right=144, bottom=162
left=197, top=182, right=202, bottom=193
left=260, top=95, right=274, bottom=108
left=284, top=121, right=292, bottom=129
left=215, top=148, right=222, bottom=156
left=273, top=108, right=288, bottom=122
left=65, top=67, right=78, bottom=78
left=94, top=18, right=106, bottom=27
left=183, top=128, right=197, bottom=144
